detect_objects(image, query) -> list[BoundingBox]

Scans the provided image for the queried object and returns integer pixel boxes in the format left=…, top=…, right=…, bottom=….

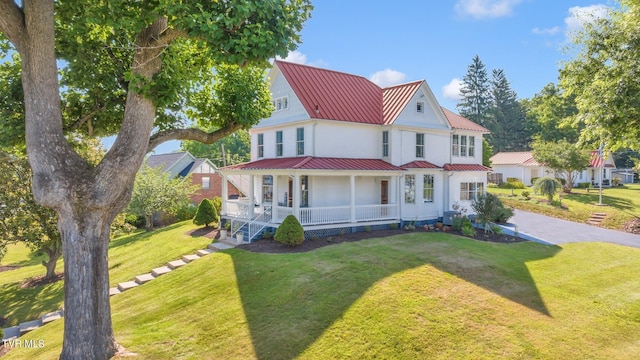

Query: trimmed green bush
left=274, top=215, right=304, bottom=246
left=577, top=182, right=591, bottom=189
left=193, top=199, right=219, bottom=227
left=176, top=203, right=198, bottom=221
left=211, top=196, right=222, bottom=216
left=471, top=192, right=514, bottom=232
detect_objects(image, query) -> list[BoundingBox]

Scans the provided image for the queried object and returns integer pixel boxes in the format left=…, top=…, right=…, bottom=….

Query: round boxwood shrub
left=193, top=199, right=219, bottom=228
left=274, top=215, right=304, bottom=246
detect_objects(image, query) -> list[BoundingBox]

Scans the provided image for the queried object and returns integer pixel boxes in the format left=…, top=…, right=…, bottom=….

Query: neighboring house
left=489, top=151, right=548, bottom=186
left=612, top=169, right=636, bottom=184
left=575, top=151, right=617, bottom=187
left=490, top=150, right=617, bottom=187
left=218, top=61, right=490, bottom=240
left=146, top=151, right=241, bottom=204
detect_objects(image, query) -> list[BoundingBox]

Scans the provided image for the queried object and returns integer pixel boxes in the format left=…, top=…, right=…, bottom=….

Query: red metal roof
left=490, top=151, right=541, bottom=166
left=443, top=163, right=492, bottom=172
left=589, top=150, right=616, bottom=168
left=441, top=107, right=489, bottom=133
left=276, top=61, right=383, bottom=124
left=382, top=81, right=423, bottom=124
left=401, top=160, right=441, bottom=169
left=224, top=157, right=405, bottom=171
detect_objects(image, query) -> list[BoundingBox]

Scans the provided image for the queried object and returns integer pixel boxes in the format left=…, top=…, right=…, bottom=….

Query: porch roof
left=401, top=160, right=441, bottom=169
left=443, top=163, right=492, bottom=171
left=223, top=156, right=405, bottom=171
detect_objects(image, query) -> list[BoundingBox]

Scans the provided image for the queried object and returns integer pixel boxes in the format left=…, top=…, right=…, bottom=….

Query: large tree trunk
left=58, top=209, right=118, bottom=358
left=42, top=245, right=62, bottom=280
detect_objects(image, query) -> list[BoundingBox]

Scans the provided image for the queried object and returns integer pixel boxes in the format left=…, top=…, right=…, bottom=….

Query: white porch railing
left=248, top=206, right=272, bottom=241
left=355, top=204, right=398, bottom=222
left=226, top=200, right=253, bottom=219
left=299, top=206, right=351, bottom=225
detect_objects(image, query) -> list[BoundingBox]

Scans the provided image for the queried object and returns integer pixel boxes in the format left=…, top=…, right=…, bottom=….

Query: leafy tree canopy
left=560, top=0, right=640, bottom=151
left=521, top=83, right=580, bottom=143
left=531, top=139, right=590, bottom=192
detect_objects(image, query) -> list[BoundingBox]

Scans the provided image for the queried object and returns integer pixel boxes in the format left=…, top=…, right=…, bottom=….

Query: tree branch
left=0, top=0, right=26, bottom=52
left=147, top=123, right=243, bottom=153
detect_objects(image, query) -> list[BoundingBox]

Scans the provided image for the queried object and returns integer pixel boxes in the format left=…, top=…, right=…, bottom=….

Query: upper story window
left=257, top=133, right=264, bottom=158
left=416, top=101, right=424, bottom=113
left=416, top=133, right=424, bottom=158
left=452, top=135, right=459, bottom=156
left=272, top=96, right=289, bottom=112
left=202, top=176, right=210, bottom=190
left=452, top=134, right=475, bottom=157
left=382, top=131, right=389, bottom=157
left=276, top=131, right=283, bottom=157
left=296, top=127, right=304, bottom=156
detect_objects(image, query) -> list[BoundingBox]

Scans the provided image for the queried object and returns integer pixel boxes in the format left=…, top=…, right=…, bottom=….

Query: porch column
left=221, top=173, right=229, bottom=215
left=350, top=175, right=356, bottom=222
left=293, top=174, right=300, bottom=220
left=248, top=175, right=255, bottom=219
left=272, top=175, right=279, bottom=223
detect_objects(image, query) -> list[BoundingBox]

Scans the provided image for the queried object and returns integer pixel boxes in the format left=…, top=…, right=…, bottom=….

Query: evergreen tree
left=193, top=199, right=219, bottom=228
left=457, top=55, right=491, bottom=126
left=488, top=69, right=529, bottom=152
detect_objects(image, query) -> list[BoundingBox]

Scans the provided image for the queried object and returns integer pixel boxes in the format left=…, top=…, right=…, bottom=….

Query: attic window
left=272, top=96, right=289, bottom=112
left=416, top=101, right=424, bottom=113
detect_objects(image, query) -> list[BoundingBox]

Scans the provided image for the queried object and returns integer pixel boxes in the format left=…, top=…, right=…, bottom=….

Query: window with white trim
left=423, top=174, right=434, bottom=203
left=300, top=176, right=309, bottom=207
left=276, top=131, right=283, bottom=157
left=262, top=175, right=273, bottom=203
left=416, top=133, right=424, bottom=158
left=460, top=135, right=467, bottom=156
left=405, top=175, right=416, bottom=204
left=452, top=134, right=459, bottom=156
left=296, top=127, right=304, bottom=156
left=382, top=131, right=389, bottom=157
left=272, top=96, right=289, bottom=112
left=202, top=176, right=210, bottom=190
left=257, top=133, right=264, bottom=158
left=416, top=101, right=424, bottom=113
left=468, top=136, right=475, bottom=157
left=460, top=182, right=484, bottom=201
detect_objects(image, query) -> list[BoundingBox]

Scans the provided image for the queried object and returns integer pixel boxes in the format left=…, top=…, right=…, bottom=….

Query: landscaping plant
left=274, top=215, right=305, bottom=246
left=534, top=177, right=562, bottom=203
left=471, top=192, right=514, bottom=233
left=193, top=199, right=219, bottom=228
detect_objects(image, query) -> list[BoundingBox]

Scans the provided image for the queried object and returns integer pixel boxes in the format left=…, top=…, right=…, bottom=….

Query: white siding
left=314, top=122, right=380, bottom=158
left=450, top=132, right=482, bottom=165
left=400, top=171, right=444, bottom=220
left=256, top=68, right=309, bottom=128
left=448, top=172, right=488, bottom=213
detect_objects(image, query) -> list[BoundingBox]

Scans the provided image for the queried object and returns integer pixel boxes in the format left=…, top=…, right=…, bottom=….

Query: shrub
left=461, top=222, right=475, bottom=237
left=530, top=177, right=539, bottom=185
left=500, top=180, right=525, bottom=189
left=487, top=182, right=499, bottom=188
left=452, top=215, right=472, bottom=231
left=521, top=190, right=530, bottom=199
left=274, top=215, right=304, bottom=246
left=489, top=224, right=503, bottom=234
left=389, top=223, right=399, bottom=230
left=506, top=177, right=520, bottom=183
left=534, top=177, right=561, bottom=203
left=193, top=199, right=219, bottom=227
left=125, top=213, right=145, bottom=228
left=556, top=177, right=567, bottom=185
left=0, top=328, right=3, bottom=339
left=262, top=230, right=274, bottom=239
left=211, top=196, right=222, bottom=215
left=176, top=203, right=198, bottom=222
left=471, top=192, right=514, bottom=232
left=577, top=182, right=591, bottom=189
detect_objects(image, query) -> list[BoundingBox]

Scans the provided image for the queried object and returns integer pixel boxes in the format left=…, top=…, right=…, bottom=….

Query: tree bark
left=42, top=246, right=62, bottom=280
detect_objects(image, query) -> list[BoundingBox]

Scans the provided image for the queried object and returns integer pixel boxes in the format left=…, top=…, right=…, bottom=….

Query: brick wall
left=190, top=173, right=240, bottom=204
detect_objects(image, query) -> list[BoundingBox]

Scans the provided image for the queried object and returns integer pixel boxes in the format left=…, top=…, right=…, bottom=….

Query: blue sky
left=280, top=0, right=611, bottom=111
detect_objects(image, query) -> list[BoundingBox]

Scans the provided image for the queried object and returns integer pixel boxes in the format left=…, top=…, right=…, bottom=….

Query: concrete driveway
left=508, top=209, right=640, bottom=249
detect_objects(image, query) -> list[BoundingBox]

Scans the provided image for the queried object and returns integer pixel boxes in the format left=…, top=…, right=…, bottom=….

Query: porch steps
left=587, top=212, right=607, bottom=226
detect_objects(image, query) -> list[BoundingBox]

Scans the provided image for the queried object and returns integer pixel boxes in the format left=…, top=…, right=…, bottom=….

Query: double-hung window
left=257, top=133, right=264, bottom=158
left=416, top=133, right=424, bottom=158
left=202, top=176, right=210, bottom=190
left=460, top=182, right=484, bottom=201
left=468, top=136, right=475, bottom=157
left=262, top=175, right=273, bottom=203
left=382, top=131, right=389, bottom=157
left=423, top=175, right=434, bottom=202
left=276, top=131, right=283, bottom=157
left=300, top=176, right=309, bottom=207
left=452, top=135, right=459, bottom=156
left=296, top=128, right=304, bottom=156
left=460, top=135, right=467, bottom=157
left=404, top=175, right=416, bottom=204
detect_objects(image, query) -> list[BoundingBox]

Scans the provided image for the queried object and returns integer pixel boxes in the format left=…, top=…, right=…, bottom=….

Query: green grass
left=5, top=232, right=640, bottom=359
left=489, top=183, right=640, bottom=230
left=0, top=221, right=211, bottom=327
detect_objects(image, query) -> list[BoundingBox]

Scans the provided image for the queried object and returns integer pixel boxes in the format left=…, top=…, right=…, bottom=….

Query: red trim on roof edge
left=443, top=163, right=492, bottom=171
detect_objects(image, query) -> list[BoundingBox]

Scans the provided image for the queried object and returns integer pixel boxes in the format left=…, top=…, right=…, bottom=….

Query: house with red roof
left=219, top=61, right=490, bottom=241
left=489, top=151, right=548, bottom=186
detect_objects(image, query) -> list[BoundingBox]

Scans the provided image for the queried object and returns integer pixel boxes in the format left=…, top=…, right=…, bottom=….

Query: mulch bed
left=622, top=218, right=640, bottom=235
left=237, top=226, right=527, bottom=254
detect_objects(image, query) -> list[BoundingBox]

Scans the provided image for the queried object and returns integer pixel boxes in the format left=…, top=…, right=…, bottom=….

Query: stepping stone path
left=3, top=240, right=236, bottom=341
left=587, top=212, right=607, bottom=226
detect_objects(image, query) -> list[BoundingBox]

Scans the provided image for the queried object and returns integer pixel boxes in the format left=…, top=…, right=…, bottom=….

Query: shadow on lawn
left=565, top=190, right=635, bottom=212
left=231, top=233, right=561, bottom=360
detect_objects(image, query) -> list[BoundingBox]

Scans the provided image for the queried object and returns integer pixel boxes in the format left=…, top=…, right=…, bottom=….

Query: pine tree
left=457, top=55, right=491, bottom=126
left=489, top=69, right=528, bottom=152
left=193, top=199, right=219, bottom=228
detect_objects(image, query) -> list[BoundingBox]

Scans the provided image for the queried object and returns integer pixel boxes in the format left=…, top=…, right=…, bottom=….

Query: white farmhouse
left=219, top=61, right=490, bottom=240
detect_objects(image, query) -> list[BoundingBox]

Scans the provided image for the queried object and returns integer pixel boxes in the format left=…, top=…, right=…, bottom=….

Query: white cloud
left=442, top=78, right=464, bottom=101
left=279, top=50, right=307, bottom=64
left=369, top=69, right=407, bottom=87
left=455, top=0, right=522, bottom=19
left=565, top=5, right=609, bottom=36
left=532, top=26, right=561, bottom=36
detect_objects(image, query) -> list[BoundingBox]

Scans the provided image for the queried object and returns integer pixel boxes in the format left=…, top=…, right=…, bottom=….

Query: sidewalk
left=509, top=209, right=640, bottom=249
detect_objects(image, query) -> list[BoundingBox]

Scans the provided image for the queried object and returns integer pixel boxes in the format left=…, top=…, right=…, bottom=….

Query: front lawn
left=0, top=221, right=212, bottom=327
left=489, top=183, right=640, bottom=230
left=5, top=232, right=640, bottom=359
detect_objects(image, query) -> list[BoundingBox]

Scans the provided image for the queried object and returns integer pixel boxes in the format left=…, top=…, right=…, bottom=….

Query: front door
left=381, top=180, right=389, bottom=204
